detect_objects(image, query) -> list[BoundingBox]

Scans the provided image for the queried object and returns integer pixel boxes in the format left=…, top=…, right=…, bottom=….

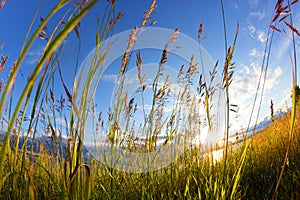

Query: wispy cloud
left=228, top=64, right=283, bottom=131
left=248, top=24, right=256, bottom=35
left=257, top=30, right=267, bottom=43
left=230, top=0, right=240, bottom=10
left=249, top=48, right=264, bottom=58
left=138, top=103, right=175, bottom=113
left=230, top=64, right=283, bottom=107
left=276, top=87, right=291, bottom=110
left=101, top=74, right=118, bottom=83
left=230, top=63, right=283, bottom=123
left=245, top=24, right=268, bottom=43
left=249, top=9, right=265, bottom=21
left=101, top=73, right=174, bottom=92
left=26, top=45, right=45, bottom=65
left=248, top=0, right=259, bottom=8
left=276, top=37, right=292, bottom=60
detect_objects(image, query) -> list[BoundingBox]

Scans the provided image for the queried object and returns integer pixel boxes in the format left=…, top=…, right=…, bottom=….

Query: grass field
left=0, top=0, right=299, bottom=199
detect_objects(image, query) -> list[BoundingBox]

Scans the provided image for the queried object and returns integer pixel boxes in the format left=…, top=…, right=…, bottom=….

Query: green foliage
left=295, top=85, right=300, bottom=102
left=0, top=0, right=299, bottom=199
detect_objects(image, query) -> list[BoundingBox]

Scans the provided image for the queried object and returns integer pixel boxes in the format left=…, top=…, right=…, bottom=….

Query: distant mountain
left=0, top=133, right=92, bottom=162
left=246, top=109, right=288, bottom=134
left=0, top=109, right=289, bottom=163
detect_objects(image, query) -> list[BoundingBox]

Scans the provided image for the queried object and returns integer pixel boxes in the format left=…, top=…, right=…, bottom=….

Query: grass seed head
left=0, top=55, right=8, bottom=74
left=142, top=0, right=156, bottom=27
left=109, top=12, right=124, bottom=30
left=0, top=0, right=6, bottom=9
left=120, top=27, right=138, bottom=74
left=198, top=22, right=204, bottom=41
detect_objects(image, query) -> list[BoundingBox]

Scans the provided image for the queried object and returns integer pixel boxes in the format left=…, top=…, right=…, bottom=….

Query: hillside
left=0, top=108, right=299, bottom=199
left=232, top=108, right=300, bottom=199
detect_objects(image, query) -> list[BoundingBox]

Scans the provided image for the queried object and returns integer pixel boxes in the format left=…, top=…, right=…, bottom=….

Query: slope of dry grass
left=236, top=107, right=300, bottom=199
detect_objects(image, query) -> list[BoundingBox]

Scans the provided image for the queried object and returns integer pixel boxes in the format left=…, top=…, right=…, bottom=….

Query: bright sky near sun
left=0, top=0, right=299, bottom=141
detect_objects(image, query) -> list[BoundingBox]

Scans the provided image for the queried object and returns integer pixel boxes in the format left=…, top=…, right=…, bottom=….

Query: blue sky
left=0, top=0, right=299, bottom=143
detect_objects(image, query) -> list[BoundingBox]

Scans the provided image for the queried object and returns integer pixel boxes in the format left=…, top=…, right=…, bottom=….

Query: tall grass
left=0, top=0, right=299, bottom=199
left=271, top=0, right=298, bottom=199
left=0, top=0, right=99, bottom=199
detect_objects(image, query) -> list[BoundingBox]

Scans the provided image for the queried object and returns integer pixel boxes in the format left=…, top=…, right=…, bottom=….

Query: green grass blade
left=0, top=0, right=98, bottom=191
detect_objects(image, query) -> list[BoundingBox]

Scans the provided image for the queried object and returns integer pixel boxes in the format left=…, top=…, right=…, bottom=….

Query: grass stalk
left=272, top=2, right=298, bottom=199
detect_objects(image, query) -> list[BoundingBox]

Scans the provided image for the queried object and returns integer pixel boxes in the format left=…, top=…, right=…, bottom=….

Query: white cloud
left=276, top=87, right=291, bottom=110
left=274, top=67, right=283, bottom=78
left=248, top=24, right=256, bottom=36
left=101, top=73, right=139, bottom=85
left=54, top=117, right=70, bottom=130
left=249, top=48, right=264, bottom=58
left=26, top=45, right=45, bottom=65
left=137, top=104, right=152, bottom=110
left=246, top=24, right=268, bottom=44
left=228, top=64, right=283, bottom=131
left=265, top=66, right=282, bottom=91
left=276, top=37, right=292, bottom=60
left=230, top=64, right=283, bottom=105
left=249, top=9, right=265, bottom=21
left=230, top=0, right=240, bottom=10
left=101, top=74, right=118, bottom=83
left=101, top=74, right=139, bottom=86
left=249, top=0, right=259, bottom=8
left=257, top=30, right=268, bottom=43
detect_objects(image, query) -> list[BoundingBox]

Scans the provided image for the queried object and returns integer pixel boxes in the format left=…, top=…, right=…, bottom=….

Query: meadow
left=0, top=0, right=299, bottom=199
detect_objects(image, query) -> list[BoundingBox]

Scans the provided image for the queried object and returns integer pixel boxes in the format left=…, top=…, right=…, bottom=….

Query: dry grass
left=0, top=0, right=299, bottom=199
